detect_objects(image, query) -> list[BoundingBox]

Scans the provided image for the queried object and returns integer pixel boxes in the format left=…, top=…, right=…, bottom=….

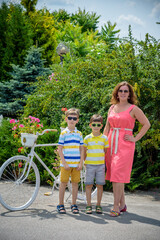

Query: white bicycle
left=0, top=129, right=97, bottom=211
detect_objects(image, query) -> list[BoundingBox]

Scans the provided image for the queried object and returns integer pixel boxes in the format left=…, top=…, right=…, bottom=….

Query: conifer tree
left=21, top=0, right=37, bottom=15
left=0, top=46, right=51, bottom=117
left=0, top=2, right=33, bottom=82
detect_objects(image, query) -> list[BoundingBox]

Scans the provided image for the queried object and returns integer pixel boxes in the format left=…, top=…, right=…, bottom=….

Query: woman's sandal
left=85, top=206, right=92, bottom=214
left=96, top=205, right=103, bottom=214
left=71, top=204, right=79, bottom=214
left=57, top=204, right=66, bottom=214
left=120, top=204, right=127, bottom=212
left=110, top=209, right=120, bottom=217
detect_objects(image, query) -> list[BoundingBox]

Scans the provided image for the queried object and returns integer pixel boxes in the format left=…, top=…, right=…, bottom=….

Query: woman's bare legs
left=112, top=182, right=125, bottom=212
left=119, top=184, right=125, bottom=209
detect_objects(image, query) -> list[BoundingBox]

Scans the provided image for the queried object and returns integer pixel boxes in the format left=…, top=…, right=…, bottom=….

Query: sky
left=1, top=0, right=160, bottom=40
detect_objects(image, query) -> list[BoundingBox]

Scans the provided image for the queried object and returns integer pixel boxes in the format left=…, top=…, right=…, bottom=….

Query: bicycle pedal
left=44, top=192, right=52, bottom=196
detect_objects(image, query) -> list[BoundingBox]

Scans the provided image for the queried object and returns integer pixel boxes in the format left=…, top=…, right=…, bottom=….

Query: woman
left=103, top=81, right=150, bottom=217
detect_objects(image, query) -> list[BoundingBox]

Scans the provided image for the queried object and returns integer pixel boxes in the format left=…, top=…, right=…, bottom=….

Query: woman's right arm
left=103, top=119, right=110, bottom=136
left=103, top=106, right=112, bottom=136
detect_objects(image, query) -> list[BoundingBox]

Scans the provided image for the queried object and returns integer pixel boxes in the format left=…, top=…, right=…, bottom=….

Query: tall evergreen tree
left=52, top=9, right=70, bottom=23
left=29, top=9, right=57, bottom=66
left=0, top=2, right=10, bottom=82
left=0, top=3, right=33, bottom=82
left=0, top=46, right=51, bottom=117
left=21, top=0, right=37, bottom=15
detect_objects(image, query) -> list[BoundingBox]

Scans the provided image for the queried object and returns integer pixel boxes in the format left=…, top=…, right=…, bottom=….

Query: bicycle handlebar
left=37, top=129, right=58, bottom=136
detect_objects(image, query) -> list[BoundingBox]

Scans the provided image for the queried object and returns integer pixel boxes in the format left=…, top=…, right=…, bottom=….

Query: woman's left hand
left=124, top=134, right=136, bottom=142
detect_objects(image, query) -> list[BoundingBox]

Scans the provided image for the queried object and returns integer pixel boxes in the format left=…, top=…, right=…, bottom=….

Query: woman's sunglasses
left=67, top=117, right=77, bottom=121
left=118, top=90, right=129, bottom=93
left=91, top=123, right=102, bottom=127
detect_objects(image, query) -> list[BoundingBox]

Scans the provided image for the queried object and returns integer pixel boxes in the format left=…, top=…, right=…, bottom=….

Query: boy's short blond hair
left=90, top=114, right=103, bottom=124
left=65, top=108, right=80, bottom=118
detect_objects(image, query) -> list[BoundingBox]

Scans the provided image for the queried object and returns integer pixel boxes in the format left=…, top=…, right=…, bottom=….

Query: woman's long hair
left=111, top=81, right=138, bottom=105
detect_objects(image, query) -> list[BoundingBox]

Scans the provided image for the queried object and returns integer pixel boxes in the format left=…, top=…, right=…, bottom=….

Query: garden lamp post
left=56, top=43, right=69, bottom=65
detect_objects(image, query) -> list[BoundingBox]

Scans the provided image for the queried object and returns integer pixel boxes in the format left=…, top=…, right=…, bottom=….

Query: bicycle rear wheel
left=77, top=169, right=97, bottom=201
left=0, top=155, right=40, bottom=211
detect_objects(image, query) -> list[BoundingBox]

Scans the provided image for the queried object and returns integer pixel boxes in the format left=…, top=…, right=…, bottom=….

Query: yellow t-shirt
left=84, top=133, right=109, bottom=165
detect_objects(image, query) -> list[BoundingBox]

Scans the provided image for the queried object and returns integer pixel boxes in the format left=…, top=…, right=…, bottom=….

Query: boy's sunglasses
left=118, top=90, right=129, bottom=93
left=68, top=116, right=77, bottom=121
left=91, top=123, right=102, bottom=127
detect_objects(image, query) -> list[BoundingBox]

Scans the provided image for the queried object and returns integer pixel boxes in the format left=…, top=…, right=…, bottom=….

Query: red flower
left=61, top=107, right=67, bottom=112
left=18, top=147, right=23, bottom=152
left=18, top=162, right=23, bottom=168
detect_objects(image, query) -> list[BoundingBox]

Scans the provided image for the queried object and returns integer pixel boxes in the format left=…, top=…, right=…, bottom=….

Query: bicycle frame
left=21, top=142, right=59, bottom=186
left=20, top=129, right=96, bottom=201
left=34, top=143, right=58, bottom=180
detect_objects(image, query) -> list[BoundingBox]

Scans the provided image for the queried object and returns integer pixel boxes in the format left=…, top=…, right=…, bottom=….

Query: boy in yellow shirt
left=84, top=114, right=109, bottom=214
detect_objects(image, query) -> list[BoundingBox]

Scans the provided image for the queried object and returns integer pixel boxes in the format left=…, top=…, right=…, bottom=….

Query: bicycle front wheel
left=0, top=155, right=40, bottom=211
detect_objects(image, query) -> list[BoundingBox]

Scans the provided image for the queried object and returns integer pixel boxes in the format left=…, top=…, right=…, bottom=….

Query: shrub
left=0, top=118, right=60, bottom=185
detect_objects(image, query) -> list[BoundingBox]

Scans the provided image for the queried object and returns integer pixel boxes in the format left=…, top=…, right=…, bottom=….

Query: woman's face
left=117, top=85, right=130, bottom=102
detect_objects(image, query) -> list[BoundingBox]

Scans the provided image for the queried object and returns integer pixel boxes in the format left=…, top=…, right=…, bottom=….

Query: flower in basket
left=10, top=116, right=44, bottom=148
left=10, top=116, right=43, bottom=136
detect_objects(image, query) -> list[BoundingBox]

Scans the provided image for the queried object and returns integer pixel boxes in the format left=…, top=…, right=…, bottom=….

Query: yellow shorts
left=60, top=167, right=80, bottom=183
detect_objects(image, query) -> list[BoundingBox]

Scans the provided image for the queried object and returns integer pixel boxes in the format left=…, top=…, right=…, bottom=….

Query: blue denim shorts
left=85, top=164, right=105, bottom=185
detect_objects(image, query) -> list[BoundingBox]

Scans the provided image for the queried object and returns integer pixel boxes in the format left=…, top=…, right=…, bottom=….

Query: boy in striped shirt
left=57, top=108, right=84, bottom=214
left=84, top=114, right=109, bottom=214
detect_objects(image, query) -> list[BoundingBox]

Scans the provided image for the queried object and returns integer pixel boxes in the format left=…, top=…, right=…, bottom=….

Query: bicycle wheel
left=68, top=168, right=97, bottom=201
left=0, top=155, right=40, bottom=211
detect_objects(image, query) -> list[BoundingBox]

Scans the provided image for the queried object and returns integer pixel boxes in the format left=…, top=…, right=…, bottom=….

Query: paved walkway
left=0, top=187, right=160, bottom=240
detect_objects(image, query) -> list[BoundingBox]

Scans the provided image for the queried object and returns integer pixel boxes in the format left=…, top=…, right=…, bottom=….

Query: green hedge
left=0, top=119, right=60, bottom=185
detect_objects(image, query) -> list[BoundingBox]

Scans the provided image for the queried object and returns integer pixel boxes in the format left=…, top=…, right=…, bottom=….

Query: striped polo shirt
left=58, top=127, right=83, bottom=167
left=84, top=133, right=109, bottom=165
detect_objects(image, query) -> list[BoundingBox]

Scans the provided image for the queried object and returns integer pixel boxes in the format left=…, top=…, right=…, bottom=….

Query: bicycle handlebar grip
left=38, top=129, right=58, bottom=135
left=50, top=129, right=58, bottom=132
left=43, top=129, right=58, bottom=133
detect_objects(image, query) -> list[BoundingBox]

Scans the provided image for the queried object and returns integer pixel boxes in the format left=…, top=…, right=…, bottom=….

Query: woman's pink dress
left=105, top=105, right=135, bottom=183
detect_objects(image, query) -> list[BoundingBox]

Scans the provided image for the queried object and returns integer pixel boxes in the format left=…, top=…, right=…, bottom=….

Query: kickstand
left=65, top=192, right=71, bottom=202
left=44, top=185, right=55, bottom=196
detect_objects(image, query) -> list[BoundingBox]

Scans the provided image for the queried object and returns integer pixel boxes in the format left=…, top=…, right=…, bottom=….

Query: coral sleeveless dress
left=105, top=105, right=135, bottom=183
